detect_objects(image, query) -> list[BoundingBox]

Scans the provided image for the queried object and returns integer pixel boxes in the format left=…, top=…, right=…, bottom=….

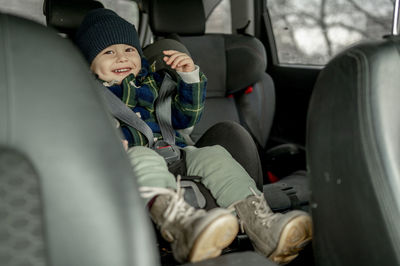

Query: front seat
left=0, top=11, right=275, bottom=266
left=0, top=12, right=159, bottom=266
left=307, top=35, right=400, bottom=265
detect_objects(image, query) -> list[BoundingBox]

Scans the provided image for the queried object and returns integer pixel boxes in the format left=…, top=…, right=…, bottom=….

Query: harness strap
left=168, top=150, right=218, bottom=210
left=97, top=75, right=181, bottom=164
left=98, top=80, right=155, bottom=147
left=155, top=73, right=176, bottom=145
left=99, top=77, right=218, bottom=210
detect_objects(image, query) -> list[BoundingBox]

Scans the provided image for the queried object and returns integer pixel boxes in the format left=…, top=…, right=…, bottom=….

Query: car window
left=205, top=0, right=232, bottom=34
left=0, top=0, right=45, bottom=24
left=99, top=0, right=139, bottom=28
left=0, top=0, right=139, bottom=29
left=267, top=0, right=394, bottom=65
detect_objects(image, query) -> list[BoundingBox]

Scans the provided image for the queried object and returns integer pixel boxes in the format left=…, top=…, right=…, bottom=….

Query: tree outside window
left=268, top=0, right=394, bottom=65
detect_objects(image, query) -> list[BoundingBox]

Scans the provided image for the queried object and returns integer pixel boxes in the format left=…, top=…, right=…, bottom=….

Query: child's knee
left=184, top=145, right=233, bottom=165
left=126, top=146, right=168, bottom=169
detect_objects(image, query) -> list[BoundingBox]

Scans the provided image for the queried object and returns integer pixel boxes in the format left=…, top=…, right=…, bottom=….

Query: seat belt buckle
left=154, top=140, right=181, bottom=164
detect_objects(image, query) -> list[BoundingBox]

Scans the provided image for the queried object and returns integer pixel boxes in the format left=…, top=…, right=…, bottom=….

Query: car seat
left=146, top=0, right=275, bottom=150
left=0, top=12, right=158, bottom=266
left=307, top=34, right=400, bottom=265
left=0, top=11, right=276, bottom=266
left=144, top=0, right=312, bottom=212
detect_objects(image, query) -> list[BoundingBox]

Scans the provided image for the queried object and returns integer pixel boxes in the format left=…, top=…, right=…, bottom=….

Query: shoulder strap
left=95, top=75, right=182, bottom=164
left=96, top=80, right=155, bottom=147
left=155, top=73, right=177, bottom=145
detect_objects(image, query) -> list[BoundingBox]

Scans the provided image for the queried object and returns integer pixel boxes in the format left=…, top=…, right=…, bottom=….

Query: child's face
left=90, top=44, right=141, bottom=84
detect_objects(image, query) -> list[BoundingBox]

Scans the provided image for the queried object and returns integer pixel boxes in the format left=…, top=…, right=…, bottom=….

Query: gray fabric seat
left=147, top=0, right=276, bottom=150
left=145, top=0, right=312, bottom=213
left=307, top=35, right=400, bottom=265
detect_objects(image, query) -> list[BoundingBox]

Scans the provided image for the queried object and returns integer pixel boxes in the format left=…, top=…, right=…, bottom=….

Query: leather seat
left=0, top=12, right=159, bottom=266
left=307, top=35, right=400, bottom=265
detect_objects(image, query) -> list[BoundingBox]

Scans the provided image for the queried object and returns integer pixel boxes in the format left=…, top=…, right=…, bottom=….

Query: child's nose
left=116, top=53, right=128, bottom=62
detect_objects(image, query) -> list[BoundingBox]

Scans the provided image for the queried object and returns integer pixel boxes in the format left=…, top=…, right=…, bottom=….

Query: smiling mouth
left=112, top=68, right=132, bottom=74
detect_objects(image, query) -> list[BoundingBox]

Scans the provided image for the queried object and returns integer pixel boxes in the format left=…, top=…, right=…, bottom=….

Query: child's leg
left=183, top=145, right=260, bottom=208
left=183, top=145, right=312, bottom=265
left=126, top=146, right=176, bottom=203
left=126, top=145, right=238, bottom=263
left=195, top=121, right=263, bottom=189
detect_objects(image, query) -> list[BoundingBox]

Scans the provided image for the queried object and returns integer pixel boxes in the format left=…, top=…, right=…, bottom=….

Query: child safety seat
left=145, top=0, right=275, bottom=151
left=144, top=0, right=310, bottom=212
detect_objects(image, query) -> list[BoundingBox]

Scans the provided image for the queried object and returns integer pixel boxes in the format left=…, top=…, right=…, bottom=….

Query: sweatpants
left=126, top=145, right=261, bottom=208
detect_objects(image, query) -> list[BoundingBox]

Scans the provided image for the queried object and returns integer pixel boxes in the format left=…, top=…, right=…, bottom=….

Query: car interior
left=1, top=0, right=400, bottom=265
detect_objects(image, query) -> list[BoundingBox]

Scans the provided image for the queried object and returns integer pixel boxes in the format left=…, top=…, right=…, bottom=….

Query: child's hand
left=163, top=50, right=195, bottom=72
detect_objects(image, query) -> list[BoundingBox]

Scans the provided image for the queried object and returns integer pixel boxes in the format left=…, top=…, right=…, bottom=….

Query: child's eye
left=126, top=47, right=136, bottom=53
left=104, top=50, right=114, bottom=55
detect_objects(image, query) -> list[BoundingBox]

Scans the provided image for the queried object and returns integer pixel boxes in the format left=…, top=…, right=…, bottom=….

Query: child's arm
left=162, top=50, right=207, bottom=129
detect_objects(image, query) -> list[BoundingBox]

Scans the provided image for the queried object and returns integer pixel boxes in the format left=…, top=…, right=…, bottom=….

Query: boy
left=75, top=8, right=312, bottom=264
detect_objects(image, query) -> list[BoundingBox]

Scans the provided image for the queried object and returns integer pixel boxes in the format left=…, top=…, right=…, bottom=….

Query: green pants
left=127, top=145, right=261, bottom=208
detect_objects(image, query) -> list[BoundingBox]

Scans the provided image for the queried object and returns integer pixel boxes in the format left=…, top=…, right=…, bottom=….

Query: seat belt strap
left=155, top=73, right=177, bottom=145
left=96, top=76, right=181, bottom=164
left=96, top=80, right=155, bottom=147
left=153, top=73, right=181, bottom=163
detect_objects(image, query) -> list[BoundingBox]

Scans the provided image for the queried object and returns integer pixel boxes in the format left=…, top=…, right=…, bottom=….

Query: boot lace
left=248, top=187, right=279, bottom=229
left=140, top=176, right=204, bottom=240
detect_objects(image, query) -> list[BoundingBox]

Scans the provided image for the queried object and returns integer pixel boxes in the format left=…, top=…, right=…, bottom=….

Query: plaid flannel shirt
left=107, top=58, right=207, bottom=147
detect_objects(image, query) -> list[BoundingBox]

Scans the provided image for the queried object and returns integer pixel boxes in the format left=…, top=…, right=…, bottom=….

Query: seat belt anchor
left=153, top=140, right=181, bottom=164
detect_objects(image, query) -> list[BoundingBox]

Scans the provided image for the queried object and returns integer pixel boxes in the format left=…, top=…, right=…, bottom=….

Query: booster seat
left=146, top=0, right=275, bottom=150
left=144, top=0, right=310, bottom=211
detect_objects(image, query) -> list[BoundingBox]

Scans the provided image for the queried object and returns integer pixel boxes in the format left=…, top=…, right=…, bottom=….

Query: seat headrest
left=149, top=0, right=205, bottom=36
left=44, top=0, right=104, bottom=36
left=143, top=38, right=191, bottom=80
left=225, top=35, right=267, bottom=94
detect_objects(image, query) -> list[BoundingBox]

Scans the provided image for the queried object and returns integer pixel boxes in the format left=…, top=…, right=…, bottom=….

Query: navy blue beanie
left=75, top=8, right=143, bottom=64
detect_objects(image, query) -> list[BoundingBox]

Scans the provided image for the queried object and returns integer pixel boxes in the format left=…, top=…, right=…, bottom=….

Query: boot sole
left=268, top=214, right=313, bottom=265
left=189, top=213, right=239, bottom=262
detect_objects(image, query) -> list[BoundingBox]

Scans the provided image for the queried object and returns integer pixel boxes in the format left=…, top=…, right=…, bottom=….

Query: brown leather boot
left=141, top=186, right=239, bottom=263
left=234, top=191, right=312, bottom=264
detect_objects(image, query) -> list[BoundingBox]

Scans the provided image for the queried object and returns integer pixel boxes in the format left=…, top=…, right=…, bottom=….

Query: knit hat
left=75, top=8, right=143, bottom=64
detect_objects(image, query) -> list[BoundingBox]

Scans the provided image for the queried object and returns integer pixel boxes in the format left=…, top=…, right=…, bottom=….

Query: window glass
left=99, top=0, right=139, bottom=28
left=267, top=0, right=394, bottom=65
left=0, top=0, right=139, bottom=29
left=205, top=0, right=232, bottom=34
left=0, top=0, right=45, bottom=24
